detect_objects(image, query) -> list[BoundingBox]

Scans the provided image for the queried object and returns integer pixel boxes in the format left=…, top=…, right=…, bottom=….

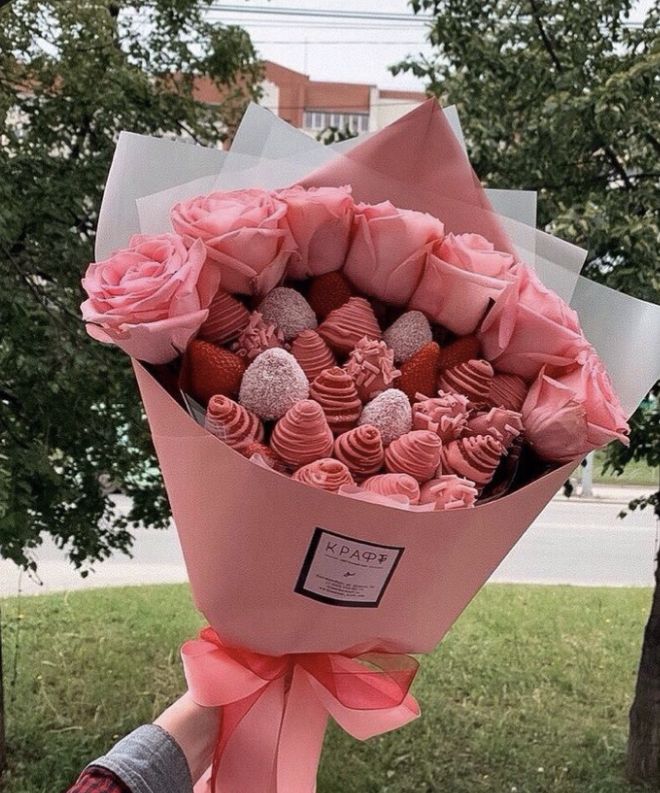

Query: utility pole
left=581, top=452, right=594, bottom=498
left=0, top=612, right=6, bottom=776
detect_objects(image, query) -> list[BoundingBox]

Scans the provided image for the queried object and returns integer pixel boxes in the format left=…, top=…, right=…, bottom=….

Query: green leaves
left=396, top=0, right=659, bottom=492
left=0, top=0, right=261, bottom=570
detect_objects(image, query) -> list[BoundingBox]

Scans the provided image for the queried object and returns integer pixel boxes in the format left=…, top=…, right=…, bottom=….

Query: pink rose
left=342, top=201, right=445, bottom=305
left=521, top=372, right=589, bottom=462
left=276, top=185, right=354, bottom=279
left=409, top=234, right=516, bottom=335
left=478, top=264, right=589, bottom=380
left=436, top=233, right=515, bottom=277
left=522, top=352, right=629, bottom=462
left=555, top=350, right=629, bottom=449
left=516, top=263, right=582, bottom=333
left=170, top=188, right=293, bottom=296
left=81, top=234, right=217, bottom=364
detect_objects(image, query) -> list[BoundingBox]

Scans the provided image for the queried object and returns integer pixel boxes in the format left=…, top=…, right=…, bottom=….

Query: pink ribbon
left=182, top=628, right=420, bottom=793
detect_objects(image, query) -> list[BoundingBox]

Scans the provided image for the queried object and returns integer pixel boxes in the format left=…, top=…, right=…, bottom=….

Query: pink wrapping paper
left=135, top=360, right=572, bottom=655
left=300, top=99, right=514, bottom=254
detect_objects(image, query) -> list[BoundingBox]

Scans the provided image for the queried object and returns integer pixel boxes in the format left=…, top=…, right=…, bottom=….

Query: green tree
left=394, top=0, right=659, bottom=781
left=0, top=0, right=261, bottom=572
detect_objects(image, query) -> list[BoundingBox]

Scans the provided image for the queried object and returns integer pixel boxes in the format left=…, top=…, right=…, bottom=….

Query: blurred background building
left=194, top=60, right=427, bottom=136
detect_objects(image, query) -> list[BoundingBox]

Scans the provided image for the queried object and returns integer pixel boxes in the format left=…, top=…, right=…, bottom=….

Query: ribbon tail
left=212, top=678, right=287, bottom=793
left=307, top=674, right=420, bottom=741
left=275, top=667, right=329, bottom=793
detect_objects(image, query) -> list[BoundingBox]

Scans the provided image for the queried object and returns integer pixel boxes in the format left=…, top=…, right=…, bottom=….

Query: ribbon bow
left=182, top=628, right=420, bottom=793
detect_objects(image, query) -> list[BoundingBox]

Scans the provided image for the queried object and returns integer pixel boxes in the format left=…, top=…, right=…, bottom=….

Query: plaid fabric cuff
left=68, top=765, right=129, bottom=792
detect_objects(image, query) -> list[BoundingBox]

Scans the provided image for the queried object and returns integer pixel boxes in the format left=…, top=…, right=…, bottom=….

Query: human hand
left=154, top=692, right=221, bottom=784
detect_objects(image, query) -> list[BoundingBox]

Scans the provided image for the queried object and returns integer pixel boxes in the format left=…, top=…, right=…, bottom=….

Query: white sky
left=208, top=0, right=654, bottom=92
left=210, top=0, right=441, bottom=91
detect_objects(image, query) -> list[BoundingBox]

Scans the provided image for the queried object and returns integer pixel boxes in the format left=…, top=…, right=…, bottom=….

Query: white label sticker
left=295, top=528, right=404, bottom=607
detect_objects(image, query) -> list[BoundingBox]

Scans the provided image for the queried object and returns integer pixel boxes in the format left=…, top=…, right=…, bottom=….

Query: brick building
left=195, top=60, right=428, bottom=136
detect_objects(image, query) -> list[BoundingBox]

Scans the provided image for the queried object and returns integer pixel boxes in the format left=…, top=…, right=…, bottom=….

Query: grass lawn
left=592, top=450, right=658, bottom=487
left=0, top=584, right=652, bottom=793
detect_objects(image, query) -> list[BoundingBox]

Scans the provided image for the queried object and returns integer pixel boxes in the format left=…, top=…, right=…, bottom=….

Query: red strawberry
left=437, top=335, right=481, bottom=371
left=179, top=339, right=246, bottom=405
left=395, top=341, right=441, bottom=402
left=307, top=271, right=354, bottom=320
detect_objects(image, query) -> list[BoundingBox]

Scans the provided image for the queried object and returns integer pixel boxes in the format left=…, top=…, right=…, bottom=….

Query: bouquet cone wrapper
left=134, top=358, right=574, bottom=655
left=98, top=100, right=660, bottom=792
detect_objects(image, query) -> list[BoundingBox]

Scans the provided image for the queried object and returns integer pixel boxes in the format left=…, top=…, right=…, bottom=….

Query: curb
left=553, top=496, right=639, bottom=507
left=553, top=491, right=657, bottom=507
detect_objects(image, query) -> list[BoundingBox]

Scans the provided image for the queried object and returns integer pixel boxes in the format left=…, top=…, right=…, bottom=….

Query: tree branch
left=69, top=113, right=93, bottom=163
left=627, top=172, right=660, bottom=182
left=528, top=2, right=636, bottom=193
left=174, top=120, right=203, bottom=145
left=645, top=132, right=660, bottom=158
left=0, top=410, right=30, bottom=449
left=528, top=0, right=563, bottom=72
left=0, top=387, right=19, bottom=406
left=2, top=242, right=82, bottom=328
left=600, top=141, right=634, bottom=190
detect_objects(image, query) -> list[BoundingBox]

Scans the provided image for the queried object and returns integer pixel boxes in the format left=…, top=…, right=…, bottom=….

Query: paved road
left=489, top=497, right=656, bottom=586
left=0, top=493, right=656, bottom=598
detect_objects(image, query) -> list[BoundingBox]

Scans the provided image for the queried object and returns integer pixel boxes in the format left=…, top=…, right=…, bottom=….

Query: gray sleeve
left=87, top=724, right=193, bottom=793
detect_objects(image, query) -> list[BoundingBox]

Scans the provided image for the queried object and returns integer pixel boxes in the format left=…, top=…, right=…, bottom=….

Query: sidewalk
left=1, top=485, right=657, bottom=598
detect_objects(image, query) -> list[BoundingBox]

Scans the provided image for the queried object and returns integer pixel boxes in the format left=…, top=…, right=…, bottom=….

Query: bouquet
left=82, top=101, right=660, bottom=793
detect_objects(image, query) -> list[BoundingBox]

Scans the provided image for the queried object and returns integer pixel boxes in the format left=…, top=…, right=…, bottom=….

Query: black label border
left=294, top=527, right=405, bottom=608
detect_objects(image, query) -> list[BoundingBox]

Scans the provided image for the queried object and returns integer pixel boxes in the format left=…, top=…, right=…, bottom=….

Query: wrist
left=154, top=693, right=221, bottom=784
